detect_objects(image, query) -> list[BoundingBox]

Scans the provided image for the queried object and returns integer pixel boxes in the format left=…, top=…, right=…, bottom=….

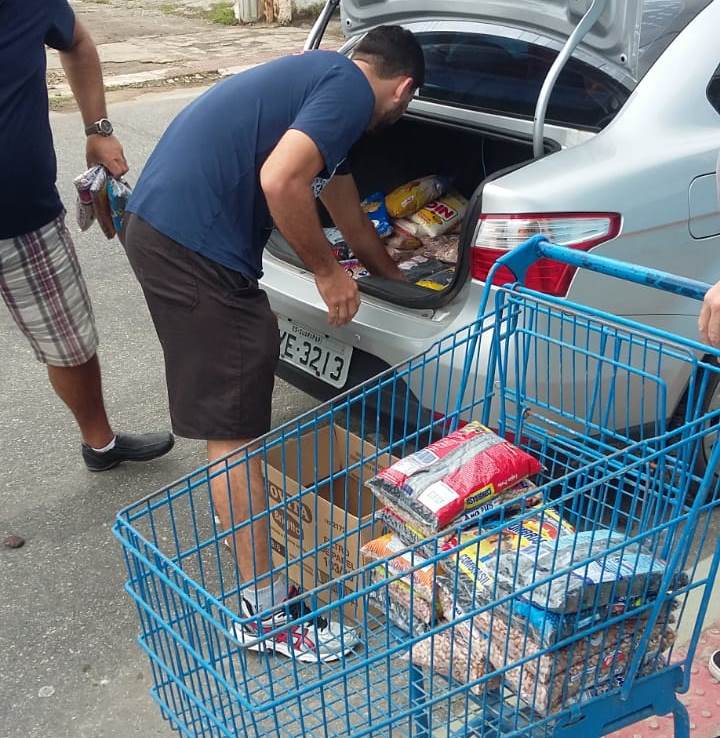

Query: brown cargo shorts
left=122, top=213, right=280, bottom=440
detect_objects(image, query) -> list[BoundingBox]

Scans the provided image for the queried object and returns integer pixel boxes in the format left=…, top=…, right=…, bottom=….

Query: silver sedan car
left=262, top=0, right=720, bottom=465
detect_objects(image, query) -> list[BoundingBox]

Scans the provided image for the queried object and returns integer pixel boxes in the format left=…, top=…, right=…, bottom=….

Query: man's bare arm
left=261, top=130, right=359, bottom=327
left=59, top=19, right=128, bottom=177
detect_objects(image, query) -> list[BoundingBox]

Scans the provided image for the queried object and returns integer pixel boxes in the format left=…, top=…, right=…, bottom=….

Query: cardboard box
left=265, top=424, right=396, bottom=623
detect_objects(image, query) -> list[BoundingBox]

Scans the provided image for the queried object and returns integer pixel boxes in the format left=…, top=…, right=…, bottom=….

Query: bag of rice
left=385, top=176, right=449, bottom=219
left=408, top=191, right=469, bottom=238
left=368, top=422, right=542, bottom=534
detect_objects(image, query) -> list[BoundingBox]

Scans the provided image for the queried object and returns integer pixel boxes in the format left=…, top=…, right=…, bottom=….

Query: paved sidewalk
left=48, top=0, right=342, bottom=104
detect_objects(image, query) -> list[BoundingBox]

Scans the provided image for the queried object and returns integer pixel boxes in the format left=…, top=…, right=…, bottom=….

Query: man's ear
left=394, top=76, right=416, bottom=101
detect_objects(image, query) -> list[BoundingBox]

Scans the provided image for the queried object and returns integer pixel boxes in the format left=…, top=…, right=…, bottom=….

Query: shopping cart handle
left=496, top=235, right=711, bottom=301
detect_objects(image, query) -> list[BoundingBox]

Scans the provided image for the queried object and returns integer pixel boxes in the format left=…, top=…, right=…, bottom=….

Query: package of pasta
left=408, top=191, right=469, bottom=238
left=361, top=192, right=393, bottom=238
left=368, top=422, right=543, bottom=534
left=385, top=176, right=449, bottom=219
left=496, top=528, right=688, bottom=614
left=361, top=533, right=442, bottom=606
left=407, top=618, right=500, bottom=696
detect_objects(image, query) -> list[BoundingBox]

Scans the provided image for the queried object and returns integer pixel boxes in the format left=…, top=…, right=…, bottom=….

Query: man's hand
left=86, top=134, right=128, bottom=177
left=315, top=266, right=361, bottom=327
left=700, top=281, right=720, bottom=347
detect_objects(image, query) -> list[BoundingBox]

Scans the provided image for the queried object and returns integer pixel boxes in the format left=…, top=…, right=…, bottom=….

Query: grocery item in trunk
left=421, top=234, right=460, bottom=264
left=407, top=617, right=500, bottom=696
left=496, top=529, right=688, bottom=613
left=385, top=175, right=449, bottom=219
left=399, top=191, right=469, bottom=238
left=386, top=228, right=422, bottom=251
left=386, top=245, right=419, bottom=263
left=340, top=259, right=370, bottom=280
left=416, top=268, right=456, bottom=291
left=361, top=192, right=393, bottom=238
left=368, top=422, right=543, bottom=534
left=325, top=227, right=352, bottom=261
left=398, top=255, right=447, bottom=282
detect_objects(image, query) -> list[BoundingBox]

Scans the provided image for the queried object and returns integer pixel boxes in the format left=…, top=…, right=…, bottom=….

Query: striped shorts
left=0, top=213, right=99, bottom=367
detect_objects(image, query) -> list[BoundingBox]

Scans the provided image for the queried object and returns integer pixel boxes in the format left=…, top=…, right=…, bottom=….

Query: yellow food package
left=385, top=176, right=449, bottom=219
left=410, top=191, right=469, bottom=238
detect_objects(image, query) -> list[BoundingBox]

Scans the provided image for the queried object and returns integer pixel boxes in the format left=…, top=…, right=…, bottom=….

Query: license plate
left=278, top=316, right=353, bottom=389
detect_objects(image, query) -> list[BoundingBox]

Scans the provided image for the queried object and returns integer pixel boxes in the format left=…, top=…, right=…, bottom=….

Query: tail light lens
left=471, top=213, right=621, bottom=296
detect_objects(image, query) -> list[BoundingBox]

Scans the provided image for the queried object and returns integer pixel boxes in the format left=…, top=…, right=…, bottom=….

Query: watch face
left=99, top=119, right=113, bottom=135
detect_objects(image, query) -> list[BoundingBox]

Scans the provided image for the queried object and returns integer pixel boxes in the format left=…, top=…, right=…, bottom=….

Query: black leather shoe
left=82, top=432, right=175, bottom=472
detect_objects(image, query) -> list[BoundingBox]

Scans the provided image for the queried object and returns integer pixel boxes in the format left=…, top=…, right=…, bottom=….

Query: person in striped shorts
left=0, top=0, right=173, bottom=471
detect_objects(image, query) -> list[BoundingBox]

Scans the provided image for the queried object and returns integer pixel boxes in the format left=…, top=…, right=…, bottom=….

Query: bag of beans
left=368, top=422, right=543, bottom=535
left=406, top=617, right=500, bottom=696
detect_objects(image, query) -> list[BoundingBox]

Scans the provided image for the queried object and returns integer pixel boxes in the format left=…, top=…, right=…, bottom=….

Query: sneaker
left=82, top=431, right=175, bottom=472
left=234, top=585, right=360, bottom=664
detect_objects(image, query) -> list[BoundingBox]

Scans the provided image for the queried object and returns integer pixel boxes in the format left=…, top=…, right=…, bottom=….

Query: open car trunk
left=265, top=114, right=539, bottom=309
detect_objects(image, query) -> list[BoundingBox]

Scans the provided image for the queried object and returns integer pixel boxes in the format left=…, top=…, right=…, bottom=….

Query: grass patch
left=204, top=2, right=238, bottom=25
left=159, top=2, right=181, bottom=14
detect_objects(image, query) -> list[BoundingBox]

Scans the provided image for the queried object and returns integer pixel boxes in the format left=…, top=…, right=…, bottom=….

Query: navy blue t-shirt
left=127, top=51, right=375, bottom=278
left=0, top=0, right=76, bottom=239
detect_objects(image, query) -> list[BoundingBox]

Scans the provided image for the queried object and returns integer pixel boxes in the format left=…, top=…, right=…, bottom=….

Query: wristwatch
left=85, top=118, right=114, bottom=137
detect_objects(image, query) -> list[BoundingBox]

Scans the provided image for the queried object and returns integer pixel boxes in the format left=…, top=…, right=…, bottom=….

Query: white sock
left=243, top=574, right=288, bottom=614
left=91, top=436, right=117, bottom=453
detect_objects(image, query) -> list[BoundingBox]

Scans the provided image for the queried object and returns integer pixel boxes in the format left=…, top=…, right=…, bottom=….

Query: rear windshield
left=417, top=32, right=631, bottom=131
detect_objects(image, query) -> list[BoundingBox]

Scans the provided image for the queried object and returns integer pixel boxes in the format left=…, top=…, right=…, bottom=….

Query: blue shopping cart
left=114, top=237, right=720, bottom=738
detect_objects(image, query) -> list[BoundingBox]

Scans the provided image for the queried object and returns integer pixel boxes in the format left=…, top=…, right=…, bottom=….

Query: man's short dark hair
left=353, top=26, right=425, bottom=89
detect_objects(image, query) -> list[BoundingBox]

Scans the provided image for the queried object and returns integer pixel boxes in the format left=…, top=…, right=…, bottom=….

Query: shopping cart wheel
left=709, top=649, right=720, bottom=681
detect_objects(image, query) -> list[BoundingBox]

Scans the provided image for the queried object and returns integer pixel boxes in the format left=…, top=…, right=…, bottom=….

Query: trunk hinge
left=304, top=0, right=341, bottom=51
left=533, top=0, right=608, bottom=158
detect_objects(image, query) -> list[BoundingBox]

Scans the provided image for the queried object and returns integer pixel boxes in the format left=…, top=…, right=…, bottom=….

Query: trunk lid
left=340, top=0, right=711, bottom=85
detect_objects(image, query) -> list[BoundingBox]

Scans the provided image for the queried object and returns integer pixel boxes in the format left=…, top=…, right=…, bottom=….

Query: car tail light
left=471, top=213, right=621, bottom=297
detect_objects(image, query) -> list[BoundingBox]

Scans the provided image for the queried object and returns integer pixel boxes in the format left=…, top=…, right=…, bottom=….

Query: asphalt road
left=0, top=87, right=315, bottom=738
